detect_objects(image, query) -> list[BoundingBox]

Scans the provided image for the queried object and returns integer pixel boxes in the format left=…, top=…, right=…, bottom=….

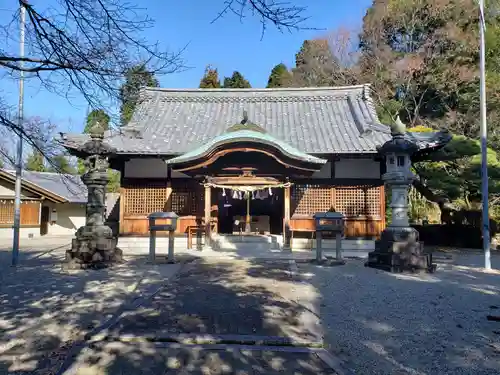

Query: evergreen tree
left=199, top=65, right=221, bottom=88
left=266, top=63, right=293, bottom=88
left=119, top=64, right=159, bottom=126
left=48, top=154, right=77, bottom=174
left=222, top=71, right=251, bottom=88
left=25, top=150, right=46, bottom=172
left=292, top=39, right=340, bottom=87
left=84, top=109, right=110, bottom=133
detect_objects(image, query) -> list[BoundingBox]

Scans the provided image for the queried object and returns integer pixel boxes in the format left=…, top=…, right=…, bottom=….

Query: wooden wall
left=0, top=200, right=41, bottom=228
left=290, top=184, right=385, bottom=238
left=119, top=178, right=385, bottom=238
left=120, top=179, right=204, bottom=235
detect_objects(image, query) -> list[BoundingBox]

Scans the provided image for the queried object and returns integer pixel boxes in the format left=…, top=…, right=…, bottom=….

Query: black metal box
left=313, top=212, right=345, bottom=233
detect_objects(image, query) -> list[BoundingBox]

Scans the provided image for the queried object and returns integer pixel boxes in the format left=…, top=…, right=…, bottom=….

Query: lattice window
left=171, top=181, right=203, bottom=215
left=335, top=186, right=381, bottom=217
left=291, top=184, right=333, bottom=216
left=123, top=180, right=204, bottom=216
left=123, top=182, right=169, bottom=215
left=0, top=201, right=14, bottom=224
left=0, top=200, right=40, bottom=225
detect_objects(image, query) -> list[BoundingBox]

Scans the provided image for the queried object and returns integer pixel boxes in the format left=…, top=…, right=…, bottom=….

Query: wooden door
left=40, top=206, right=50, bottom=235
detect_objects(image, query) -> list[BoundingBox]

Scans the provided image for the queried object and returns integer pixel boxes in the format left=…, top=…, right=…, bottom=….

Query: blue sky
left=0, top=0, right=372, bottom=133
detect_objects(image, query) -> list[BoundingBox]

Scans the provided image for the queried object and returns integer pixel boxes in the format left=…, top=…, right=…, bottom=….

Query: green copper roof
left=165, top=128, right=328, bottom=166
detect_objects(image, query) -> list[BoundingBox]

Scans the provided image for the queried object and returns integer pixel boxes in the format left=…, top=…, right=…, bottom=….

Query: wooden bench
left=287, top=217, right=316, bottom=250
left=187, top=219, right=217, bottom=249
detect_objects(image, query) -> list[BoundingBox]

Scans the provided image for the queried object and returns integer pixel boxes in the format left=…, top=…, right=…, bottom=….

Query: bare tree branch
left=211, top=0, right=312, bottom=39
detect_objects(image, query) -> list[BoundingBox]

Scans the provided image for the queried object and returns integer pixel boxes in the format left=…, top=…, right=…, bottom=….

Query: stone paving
left=67, top=342, right=336, bottom=375
left=111, top=259, right=321, bottom=342
left=62, top=258, right=338, bottom=375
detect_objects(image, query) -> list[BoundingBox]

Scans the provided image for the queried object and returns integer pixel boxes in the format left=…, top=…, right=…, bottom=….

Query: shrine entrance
left=164, top=116, right=328, bottom=244
left=206, top=173, right=287, bottom=235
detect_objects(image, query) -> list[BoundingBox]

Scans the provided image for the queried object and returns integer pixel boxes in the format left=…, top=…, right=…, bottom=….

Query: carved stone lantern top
left=78, top=121, right=117, bottom=157
left=377, top=116, right=419, bottom=156
left=89, top=121, right=105, bottom=141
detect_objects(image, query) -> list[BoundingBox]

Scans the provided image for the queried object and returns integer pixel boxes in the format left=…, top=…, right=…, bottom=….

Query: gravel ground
left=0, top=247, right=185, bottom=375
left=295, top=253, right=500, bottom=375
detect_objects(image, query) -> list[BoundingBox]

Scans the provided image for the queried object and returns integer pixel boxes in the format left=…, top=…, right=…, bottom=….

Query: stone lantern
left=366, top=117, right=432, bottom=273
left=64, top=122, right=123, bottom=269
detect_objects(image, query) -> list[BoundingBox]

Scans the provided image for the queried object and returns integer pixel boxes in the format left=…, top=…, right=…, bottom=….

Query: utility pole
left=479, top=0, right=491, bottom=270
left=12, top=2, right=26, bottom=266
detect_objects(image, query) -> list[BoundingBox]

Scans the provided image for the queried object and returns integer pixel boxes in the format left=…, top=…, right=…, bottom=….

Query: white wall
left=0, top=227, right=40, bottom=239
left=43, top=202, right=86, bottom=236
left=124, top=158, right=190, bottom=179
left=0, top=180, right=37, bottom=198
left=334, top=158, right=381, bottom=179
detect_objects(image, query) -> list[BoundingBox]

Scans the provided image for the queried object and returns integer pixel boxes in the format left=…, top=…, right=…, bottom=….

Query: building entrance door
left=216, top=187, right=284, bottom=235
left=40, top=206, right=50, bottom=236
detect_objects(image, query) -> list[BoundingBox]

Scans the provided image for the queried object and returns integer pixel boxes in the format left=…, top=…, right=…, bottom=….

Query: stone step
left=292, top=238, right=375, bottom=251
left=116, top=236, right=375, bottom=252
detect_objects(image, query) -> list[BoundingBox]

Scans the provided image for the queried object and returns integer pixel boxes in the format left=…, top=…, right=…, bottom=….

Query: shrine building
left=60, top=85, right=449, bottom=243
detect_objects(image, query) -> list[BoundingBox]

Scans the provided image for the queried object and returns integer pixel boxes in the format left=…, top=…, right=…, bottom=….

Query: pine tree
left=84, top=109, right=110, bottom=133
left=222, top=71, right=251, bottom=88
left=119, top=64, right=159, bottom=126
left=266, top=63, right=293, bottom=88
left=199, top=65, right=221, bottom=88
left=25, top=150, right=46, bottom=172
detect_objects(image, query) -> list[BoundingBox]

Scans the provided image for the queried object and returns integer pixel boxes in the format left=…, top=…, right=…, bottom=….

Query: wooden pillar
left=380, top=185, right=386, bottom=232
left=245, top=195, right=251, bottom=233
left=119, top=187, right=125, bottom=235
left=283, top=185, right=291, bottom=249
left=165, top=181, right=173, bottom=211
left=204, top=185, right=211, bottom=248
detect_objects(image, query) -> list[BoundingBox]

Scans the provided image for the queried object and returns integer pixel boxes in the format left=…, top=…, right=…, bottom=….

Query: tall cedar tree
left=266, top=63, right=293, bottom=88
left=119, top=64, right=159, bottom=126
left=292, top=39, right=340, bottom=87
left=199, top=66, right=221, bottom=88
left=222, top=71, right=251, bottom=88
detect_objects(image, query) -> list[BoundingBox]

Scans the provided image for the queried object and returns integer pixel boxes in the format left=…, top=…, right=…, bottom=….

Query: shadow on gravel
left=297, top=256, right=500, bottom=375
left=0, top=251, right=194, bottom=375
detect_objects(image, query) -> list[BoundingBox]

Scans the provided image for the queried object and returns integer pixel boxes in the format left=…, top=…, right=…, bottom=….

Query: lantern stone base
left=64, top=224, right=123, bottom=269
left=365, top=227, right=435, bottom=273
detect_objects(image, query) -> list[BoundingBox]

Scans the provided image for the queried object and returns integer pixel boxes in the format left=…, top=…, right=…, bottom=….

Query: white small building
left=0, top=170, right=87, bottom=238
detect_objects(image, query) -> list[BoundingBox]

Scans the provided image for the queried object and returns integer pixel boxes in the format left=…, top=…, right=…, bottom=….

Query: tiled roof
left=166, top=129, right=328, bottom=166
left=3, top=170, right=87, bottom=203
left=61, top=85, right=393, bottom=155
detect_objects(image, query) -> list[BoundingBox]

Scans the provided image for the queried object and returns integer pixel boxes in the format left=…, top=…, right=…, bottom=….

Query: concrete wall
left=42, top=202, right=86, bottom=236
left=334, top=158, right=380, bottom=179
